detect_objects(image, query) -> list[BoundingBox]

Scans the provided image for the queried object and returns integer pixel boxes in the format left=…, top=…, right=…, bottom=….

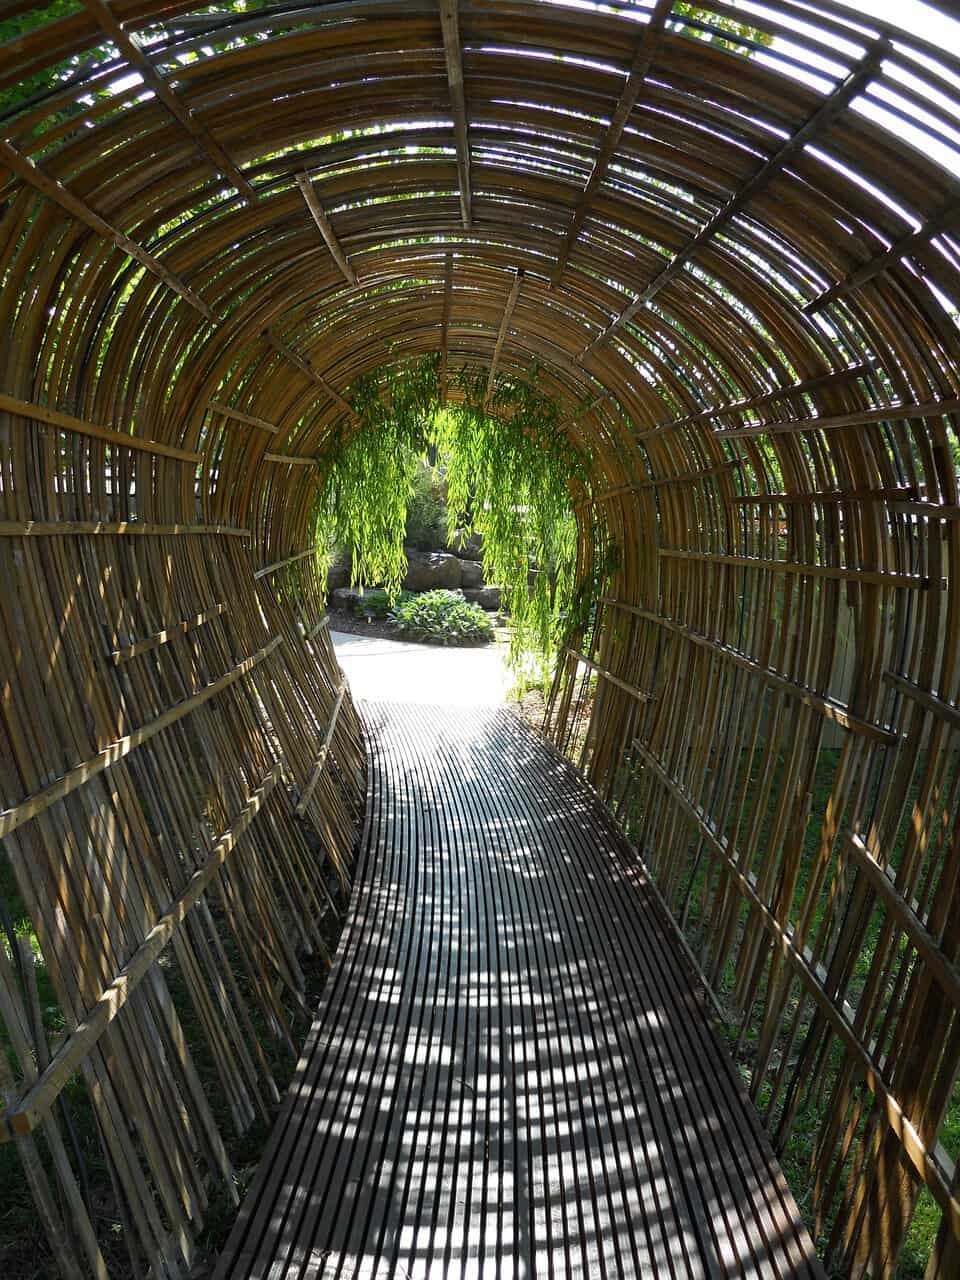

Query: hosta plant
left=392, top=590, right=495, bottom=646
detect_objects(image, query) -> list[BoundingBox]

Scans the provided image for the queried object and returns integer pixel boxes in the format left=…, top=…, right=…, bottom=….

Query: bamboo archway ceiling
left=2, top=0, right=960, bottom=1276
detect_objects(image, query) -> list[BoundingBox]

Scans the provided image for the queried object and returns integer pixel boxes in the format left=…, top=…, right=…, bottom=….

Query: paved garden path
left=331, top=630, right=513, bottom=706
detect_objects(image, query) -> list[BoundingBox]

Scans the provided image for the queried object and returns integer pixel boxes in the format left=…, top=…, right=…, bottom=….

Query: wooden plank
left=600, top=597, right=899, bottom=743
left=589, top=459, right=739, bottom=502
left=884, top=670, right=960, bottom=731
left=805, top=197, right=960, bottom=312
left=715, top=396, right=960, bottom=440
left=640, top=363, right=877, bottom=435
left=253, top=547, right=317, bottom=580
left=564, top=645, right=654, bottom=705
left=440, top=252, right=453, bottom=407
left=263, top=328, right=358, bottom=420
left=841, top=831, right=960, bottom=1013
left=0, top=522, right=246, bottom=537
left=110, top=603, right=227, bottom=664
left=215, top=703, right=822, bottom=1278
left=263, top=451, right=317, bottom=467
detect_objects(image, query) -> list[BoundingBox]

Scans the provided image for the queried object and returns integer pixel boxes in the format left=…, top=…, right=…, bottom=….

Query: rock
left=448, top=528, right=483, bottom=560
left=402, top=550, right=462, bottom=591
left=460, top=559, right=484, bottom=589
left=464, top=585, right=501, bottom=611
left=326, top=554, right=351, bottom=592
left=331, top=587, right=362, bottom=611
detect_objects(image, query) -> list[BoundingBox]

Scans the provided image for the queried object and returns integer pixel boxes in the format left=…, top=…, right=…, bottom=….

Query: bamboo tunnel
left=1, top=1, right=960, bottom=1275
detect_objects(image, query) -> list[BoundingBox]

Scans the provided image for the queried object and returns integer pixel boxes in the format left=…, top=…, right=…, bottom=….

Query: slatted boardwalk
left=217, top=702, right=822, bottom=1279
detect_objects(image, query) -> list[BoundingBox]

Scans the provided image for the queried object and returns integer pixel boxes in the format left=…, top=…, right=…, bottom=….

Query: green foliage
left=405, top=460, right=448, bottom=550
left=350, top=588, right=412, bottom=620
left=392, top=589, right=494, bottom=646
left=0, top=2, right=125, bottom=122
left=673, top=5, right=774, bottom=54
left=316, top=355, right=590, bottom=666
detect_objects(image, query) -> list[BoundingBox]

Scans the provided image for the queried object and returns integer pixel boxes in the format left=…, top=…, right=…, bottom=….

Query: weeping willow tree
left=316, top=355, right=592, bottom=664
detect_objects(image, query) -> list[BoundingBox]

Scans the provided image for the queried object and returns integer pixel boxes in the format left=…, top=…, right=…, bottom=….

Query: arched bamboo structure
left=2, top=1, right=960, bottom=1275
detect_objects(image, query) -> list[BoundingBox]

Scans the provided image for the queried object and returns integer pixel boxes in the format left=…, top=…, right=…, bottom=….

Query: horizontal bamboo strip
left=0, top=768, right=282, bottom=1143
left=254, top=547, right=318, bottom=579
left=263, top=452, right=317, bottom=467
left=715, top=397, right=960, bottom=440
left=643, top=363, right=876, bottom=434
left=732, top=487, right=916, bottom=504
left=884, top=671, right=960, bottom=731
left=660, top=547, right=945, bottom=589
left=731, top=492, right=960, bottom=518
left=564, top=646, right=654, bottom=705
left=295, top=677, right=348, bottom=816
left=582, top=461, right=739, bottom=508
left=0, top=522, right=248, bottom=537
left=841, top=832, right=960, bottom=1012
left=0, top=637, right=282, bottom=841
left=601, top=597, right=898, bottom=742
left=0, top=392, right=202, bottom=463
left=0, top=142, right=216, bottom=320
left=631, top=739, right=960, bottom=1236
left=110, top=604, right=227, bottom=664
left=209, top=402, right=281, bottom=433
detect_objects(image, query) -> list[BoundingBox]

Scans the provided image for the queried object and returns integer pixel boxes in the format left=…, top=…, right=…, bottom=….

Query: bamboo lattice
left=1, top=1, right=960, bottom=1276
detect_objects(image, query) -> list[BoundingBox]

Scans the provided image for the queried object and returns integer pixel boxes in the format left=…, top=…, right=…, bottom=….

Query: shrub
left=392, top=589, right=494, bottom=646
left=349, top=588, right=411, bottom=620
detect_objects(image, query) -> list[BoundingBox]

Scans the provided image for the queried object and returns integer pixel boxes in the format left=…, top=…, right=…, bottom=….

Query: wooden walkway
left=216, top=703, right=822, bottom=1279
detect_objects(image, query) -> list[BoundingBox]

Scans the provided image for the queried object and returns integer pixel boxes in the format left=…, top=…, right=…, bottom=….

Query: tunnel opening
left=1, top=0, right=960, bottom=1276
left=314, top=353, right=589, bottom=665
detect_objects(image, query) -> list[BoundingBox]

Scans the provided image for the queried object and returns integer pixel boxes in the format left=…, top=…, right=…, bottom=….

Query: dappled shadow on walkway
left=216, top=704, right=822, bottom=1279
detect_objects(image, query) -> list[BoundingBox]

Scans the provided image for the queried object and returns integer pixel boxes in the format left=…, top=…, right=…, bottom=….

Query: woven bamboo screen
left=1, top=0, right=960, bottom=1275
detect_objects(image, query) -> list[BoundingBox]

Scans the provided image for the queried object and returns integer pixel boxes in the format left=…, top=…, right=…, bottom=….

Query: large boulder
left=402, top=550, right=462, bottom=591
left=326, top=554, right=352, bottom=592
left=460, top=559, right=484, bottom=589
left=447, top=528, right=483, bottom=560
left=331, top=586, right=362, bottom=611
left=464, top=585, right=501, bottom=611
